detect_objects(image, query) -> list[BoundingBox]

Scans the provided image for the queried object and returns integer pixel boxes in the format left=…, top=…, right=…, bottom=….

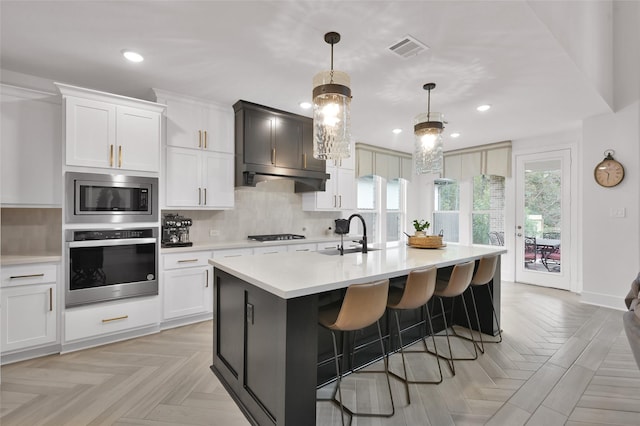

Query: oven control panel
left=69, top=228, right=157, bottom=241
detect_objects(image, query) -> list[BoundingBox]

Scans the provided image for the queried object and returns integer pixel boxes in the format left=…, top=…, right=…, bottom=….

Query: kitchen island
left=209, top=244, right=506, bottom=426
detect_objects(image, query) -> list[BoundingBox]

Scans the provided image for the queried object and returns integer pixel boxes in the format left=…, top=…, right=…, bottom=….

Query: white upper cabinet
left=56, top=83, right=164, bottom=173
left=302, top=156, right=356, bottom=211
left=153, top=89, right=233, bottom=153
left=1, top=84, right=62, bottom=206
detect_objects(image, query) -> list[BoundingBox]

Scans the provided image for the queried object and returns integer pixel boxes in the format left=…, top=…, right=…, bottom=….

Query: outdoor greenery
left=524, top=169, right=561, bottom=237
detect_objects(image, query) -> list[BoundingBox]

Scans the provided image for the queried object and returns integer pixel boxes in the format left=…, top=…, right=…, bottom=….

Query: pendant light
left=312, top=32, right=351, bottom=160
left=414, top=83, right=444, bottom=174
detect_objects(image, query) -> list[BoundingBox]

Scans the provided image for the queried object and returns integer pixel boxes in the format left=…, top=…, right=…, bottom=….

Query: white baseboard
left=580, top=291, right=628, bottom=311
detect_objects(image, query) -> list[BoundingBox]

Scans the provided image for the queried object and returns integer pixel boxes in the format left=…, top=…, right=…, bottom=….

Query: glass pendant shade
left=312, top=70, right=351, bottom=160
left=414, top=111, right=444, bottom=174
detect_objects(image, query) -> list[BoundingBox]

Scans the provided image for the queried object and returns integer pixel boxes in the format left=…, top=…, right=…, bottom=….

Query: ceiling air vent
left=388, top=35, right=429, bottom=58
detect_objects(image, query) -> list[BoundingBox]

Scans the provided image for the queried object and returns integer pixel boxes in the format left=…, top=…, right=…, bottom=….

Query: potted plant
left=412, top=219, right=430, bottom=237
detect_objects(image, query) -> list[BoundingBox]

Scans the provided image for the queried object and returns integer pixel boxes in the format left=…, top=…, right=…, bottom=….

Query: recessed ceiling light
left=476, top=104, right=491, bottom=112
left=299, top=101, right=312, bottom=109
left=392, top=128, right=402, bottom=134
left=122, top=50, right=144, bottom=63
left=450, top=132, right=461, bottom=138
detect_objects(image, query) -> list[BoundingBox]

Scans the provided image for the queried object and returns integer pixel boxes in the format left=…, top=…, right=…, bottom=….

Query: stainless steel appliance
left=65, top=228, right=158, bottom=307
left=248, top=234, right=305, bottom=242
left=66, top=172, right=158, bottom=224
left=161, top=213, right=193, bottom=247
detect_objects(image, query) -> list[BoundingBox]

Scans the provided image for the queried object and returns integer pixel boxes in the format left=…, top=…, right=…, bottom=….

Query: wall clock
left=594, top=150, right=624, bottom=187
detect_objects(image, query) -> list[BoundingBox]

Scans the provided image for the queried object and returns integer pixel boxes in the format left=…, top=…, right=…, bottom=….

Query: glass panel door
left=515, top=149, right=570, bottom=290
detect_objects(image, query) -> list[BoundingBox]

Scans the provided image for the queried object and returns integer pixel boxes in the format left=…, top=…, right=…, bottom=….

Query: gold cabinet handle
left=198, top=188, right=202, bottom=205
left=204, top=188, right=207, bottom=205
left=204, top=130, right=208, bottom=149
left=333, top=195, right=337, bottom=208
left=118, top=146, right=122, bottom=168
left=110, top=144, right=114, bottom=167
left=102, top=315, right=128, bottom=323
left=49, top=287, right=53, bottom=312
left=177, top=259, right=198, bottom=263
left=206, top=269, right=209, bottom=288
left=339, top=195, right=342, bottom=208
left=198, top=130, right=202, bottom=148
left=271, top=148, right=275, bottom=164
left=303, top=153, right=307, bottom=169
left=10, top=273, right=45, bottom=279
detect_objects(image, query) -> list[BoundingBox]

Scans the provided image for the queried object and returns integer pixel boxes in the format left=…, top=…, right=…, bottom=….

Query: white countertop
left=210, top=244, right=507, bottom=299
left=1, top=254, right=62, bottom=266
left=160, top=235, right=343, bottom=254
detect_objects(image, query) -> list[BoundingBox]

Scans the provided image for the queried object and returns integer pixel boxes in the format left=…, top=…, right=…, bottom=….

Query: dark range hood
left=233, top=100, right=329, bottom=193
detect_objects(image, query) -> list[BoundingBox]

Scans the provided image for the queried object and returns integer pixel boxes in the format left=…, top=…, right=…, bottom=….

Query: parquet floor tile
left=1, top=282, right=639, bottom=425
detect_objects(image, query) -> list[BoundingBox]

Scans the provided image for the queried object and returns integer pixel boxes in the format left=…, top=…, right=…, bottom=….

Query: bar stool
left=455, top=254, right=501, bottom=353
left=318, top=279, right=394, bottom=426
left=428, top=260, right=478, bottom=376
left=387, top=266, right=443, bottom=404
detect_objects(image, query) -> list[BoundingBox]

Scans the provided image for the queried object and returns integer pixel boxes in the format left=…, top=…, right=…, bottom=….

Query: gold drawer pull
left=118, top=146, right=122, bottom=168
left=10, top=273, right=45, bottom=279
left=303, top=153, right=307, bottom=169
left=102, top=315, right=128, bottom=323
left=177, top=259, right=199, bottom=263
left=198, top=130, right=202, bottom=148
left=206, top=269, right=209, bottom=288
left=204, top=130, right=208, bottom=149
left=110, top=144, right=114, bottom=167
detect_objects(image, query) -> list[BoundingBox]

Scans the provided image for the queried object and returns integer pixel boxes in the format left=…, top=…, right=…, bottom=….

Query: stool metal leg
left=452, top=285, right=503, bottom=353
left=388, top=307, right=443, bottom=405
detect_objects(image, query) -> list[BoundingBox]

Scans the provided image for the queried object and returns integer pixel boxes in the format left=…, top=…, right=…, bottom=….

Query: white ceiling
left=0, top=1, right=613, bottom=153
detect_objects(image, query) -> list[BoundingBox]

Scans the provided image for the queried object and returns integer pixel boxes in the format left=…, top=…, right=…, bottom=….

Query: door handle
left=517, top=233, right=522, bottom=237
left=49, top=287, right=53, bottom=311
left=206, top=269, right=209, bottom=287
left=204, top=130, right=208, bottom=149
left=204, top=188, right=207, bottom=205
left=198, top=130, right=202, bottom=148
left=9, top=273, right=45, bottom=279
left=271, top=148, right=276, bottom=164
left=118, top=146, right=122, bottom=168
left=109, top=144, right=114, bottom=167
left=102, top=315, right=128, bottom=323
left=339, top=195, right=342, bottom=208
left=303, top=153, right=307, bottom=169
left=198, top=188, right=202, bottom=205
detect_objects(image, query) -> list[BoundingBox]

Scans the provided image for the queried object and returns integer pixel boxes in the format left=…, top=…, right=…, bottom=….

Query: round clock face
left=594, top=158, right=624, bottom=187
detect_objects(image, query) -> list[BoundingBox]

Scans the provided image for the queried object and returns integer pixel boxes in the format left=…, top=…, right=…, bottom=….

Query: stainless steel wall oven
left=65, top=228, right=158, bottom=307
left=66, top=172, right=158, bottom=224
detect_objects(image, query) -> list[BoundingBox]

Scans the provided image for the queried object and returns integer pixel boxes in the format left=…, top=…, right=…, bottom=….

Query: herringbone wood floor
left=1, top=281, right=639, bottom=425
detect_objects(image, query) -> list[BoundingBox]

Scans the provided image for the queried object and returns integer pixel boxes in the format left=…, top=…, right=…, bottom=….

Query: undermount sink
left=318, top=247, right=380, bottom=256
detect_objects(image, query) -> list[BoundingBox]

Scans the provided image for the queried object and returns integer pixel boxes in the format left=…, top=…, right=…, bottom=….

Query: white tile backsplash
left=164, top=180, right=340, bottom=243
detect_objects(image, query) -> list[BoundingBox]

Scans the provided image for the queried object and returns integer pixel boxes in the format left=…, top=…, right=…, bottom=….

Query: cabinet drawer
left=163, top=251, right=212, bottom=270
left=1, top=264, right=57, bottom=287
left=65, top=296, right=159, bottom=342
left=287, top=243, right=317, bottom=252
left=253, top=246, right=287, bottom=255
left=212, top=248, right=253, bottom=259
left=317, top=242, right=341, bottom=251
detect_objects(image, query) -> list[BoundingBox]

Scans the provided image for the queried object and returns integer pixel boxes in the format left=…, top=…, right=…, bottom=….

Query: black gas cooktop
left=248, top=234, right=306, bottom=242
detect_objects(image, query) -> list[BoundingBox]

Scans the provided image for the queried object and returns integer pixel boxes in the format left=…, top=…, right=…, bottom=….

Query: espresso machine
left=161, top=213, right=193, bottom=247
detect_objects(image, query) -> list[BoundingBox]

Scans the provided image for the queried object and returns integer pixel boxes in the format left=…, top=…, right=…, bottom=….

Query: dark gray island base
left=210, top=251, right=502, bottom=426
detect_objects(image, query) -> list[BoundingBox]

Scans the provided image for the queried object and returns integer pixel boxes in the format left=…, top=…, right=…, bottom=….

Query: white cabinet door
left=202, top=151, right=234, bottom=208
left=203, top=103, right=234, bottom=153
left=164, top=97, right=204, bottom=149
left=165, top=146, right=201, bottom=207
left=1, top=85, right=62, bottom=206
left=65, top=96, right=116, bottom=168
left=163, top=267, right=211, bottom=320
left=116, top=106, right=160, bottom=172
left=1, top=284, right=56, bottom=353
left=337, top=167, right=356, bottom=210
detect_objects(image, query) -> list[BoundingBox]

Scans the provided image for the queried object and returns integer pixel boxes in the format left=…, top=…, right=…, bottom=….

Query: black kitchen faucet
left=334, top=214, right=368, bottom=255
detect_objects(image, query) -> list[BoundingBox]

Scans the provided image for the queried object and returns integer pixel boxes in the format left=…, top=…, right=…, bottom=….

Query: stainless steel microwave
left=65, top=172, right=158, bottom=224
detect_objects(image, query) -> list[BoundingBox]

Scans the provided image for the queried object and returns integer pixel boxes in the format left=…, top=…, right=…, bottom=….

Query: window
left=472, top=175, right=505, bottom=245
left=357, top=175, right=378, bottom=243
left=386, top=179, right=404, bottom=243
left=433, top=179, right=459, bottom=242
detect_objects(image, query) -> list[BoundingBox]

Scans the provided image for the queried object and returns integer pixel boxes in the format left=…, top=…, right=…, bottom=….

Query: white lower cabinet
left=161, top=250, right=213, bottom=322
left=253, top=245, right=287, bottom=255
left=212, top=248, right=253, bottom=259
left=65, top=296, right=159, bottom=342
left=1, top=263, right=58, bottom=355
left=287, top=243, right=318, bottom=252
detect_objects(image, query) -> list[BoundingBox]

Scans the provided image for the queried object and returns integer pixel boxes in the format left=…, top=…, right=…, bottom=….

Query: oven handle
left=68, top=237, right=158, bottom=248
